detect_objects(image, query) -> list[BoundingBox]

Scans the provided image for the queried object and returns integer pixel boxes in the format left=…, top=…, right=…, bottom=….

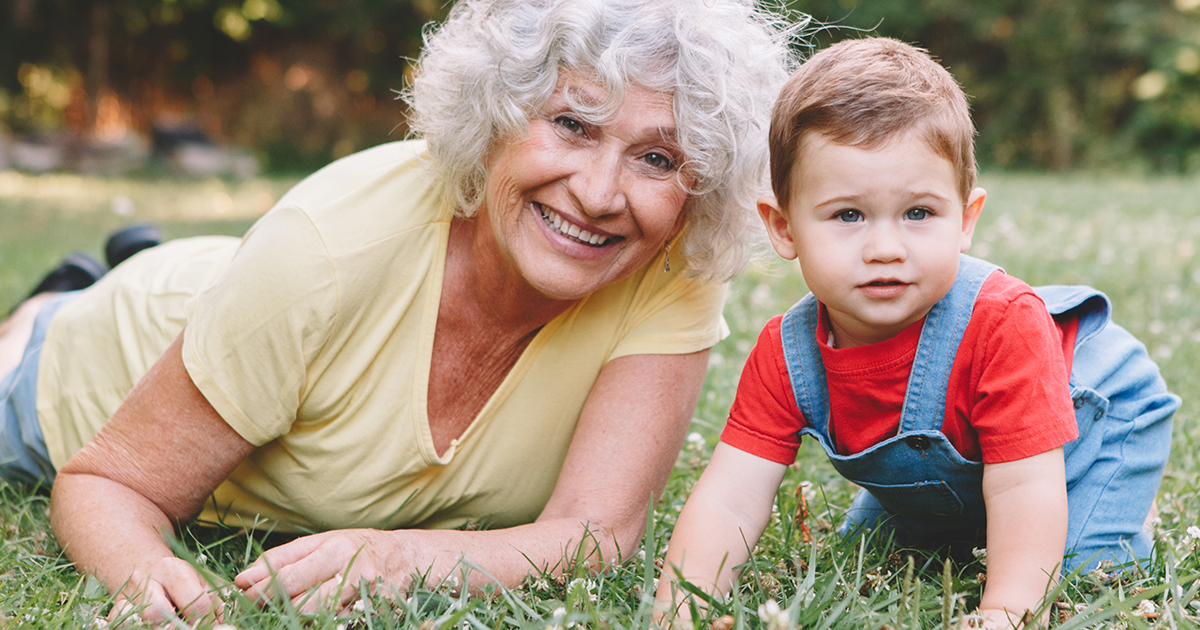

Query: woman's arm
left=235, top=350, right=711, bottom=610
left=654, top=442, right=786, bottom=619
left=972, top=447, right=1067, bottom=628
left=50, top=333, right=256, bottom=623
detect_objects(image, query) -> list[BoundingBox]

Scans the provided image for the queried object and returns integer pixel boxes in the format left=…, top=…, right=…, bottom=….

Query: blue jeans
left=781, top=256, right=1179, bottom=572
left=0, top=292, right=80, bottom=486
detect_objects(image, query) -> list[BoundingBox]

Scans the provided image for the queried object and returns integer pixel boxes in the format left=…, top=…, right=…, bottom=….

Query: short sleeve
left=182, top=206, right=339, bottom=445
left=608, top=265, right=729, bottom=360
left=720, top=316, right=806, bottom=465
left=965, top=292, right=1079, bottom=463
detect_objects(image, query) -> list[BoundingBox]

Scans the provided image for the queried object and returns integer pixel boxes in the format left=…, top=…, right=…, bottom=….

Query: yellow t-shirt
left=37, top=140, right=729, bottom=533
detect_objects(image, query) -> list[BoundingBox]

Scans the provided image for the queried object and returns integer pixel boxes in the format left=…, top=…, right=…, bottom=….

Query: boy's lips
left=858, top=278, right=909, bottom=299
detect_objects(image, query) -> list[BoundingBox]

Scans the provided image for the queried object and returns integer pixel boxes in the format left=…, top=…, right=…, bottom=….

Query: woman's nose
left=568, top=149, right=626, bottom=217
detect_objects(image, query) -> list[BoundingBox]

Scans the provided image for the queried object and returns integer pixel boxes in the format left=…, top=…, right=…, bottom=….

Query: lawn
left=1, top=170, right=1199, bottom=628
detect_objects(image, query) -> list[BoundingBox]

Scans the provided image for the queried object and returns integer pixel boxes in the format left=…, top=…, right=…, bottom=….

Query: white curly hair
left=403, top=0, right=804, bottom=282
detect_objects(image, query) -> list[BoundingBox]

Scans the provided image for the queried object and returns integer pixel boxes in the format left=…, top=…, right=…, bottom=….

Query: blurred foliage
left=794, top=0, right=1200, bottom=172
left=4, top=0, right=1200, bottom=173
left=0, top=0, right=447, bottom=172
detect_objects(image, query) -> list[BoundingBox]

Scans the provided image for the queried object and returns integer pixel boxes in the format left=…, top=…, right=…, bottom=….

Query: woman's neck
left=444, top=215, right=575, bottom=335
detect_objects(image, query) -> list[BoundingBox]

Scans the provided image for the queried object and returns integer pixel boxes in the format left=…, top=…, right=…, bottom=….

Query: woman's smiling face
left=478, top=71, right=691, bottom=302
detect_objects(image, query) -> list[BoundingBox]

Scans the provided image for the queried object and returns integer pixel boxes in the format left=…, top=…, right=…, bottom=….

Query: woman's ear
left=757, top=195, right=798, bottom=260
left=960, top=187, right=986, bottom=253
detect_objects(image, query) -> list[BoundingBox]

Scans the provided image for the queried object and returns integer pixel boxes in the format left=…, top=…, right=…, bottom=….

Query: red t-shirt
left=721, top=273, right=1080, bottom=465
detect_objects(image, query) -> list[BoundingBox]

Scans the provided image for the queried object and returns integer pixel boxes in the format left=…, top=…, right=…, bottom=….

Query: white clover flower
left=686, top=432, right=705, bottom=448
left=1134, top=599, right=1157, bottom=616
left=971, top=547, right=987, bottom=566
left=757, top=599, right=790, bottom=630
left=353, top=599, right=366, bottom=613
left=1186, top=525, right=1200, bottom=541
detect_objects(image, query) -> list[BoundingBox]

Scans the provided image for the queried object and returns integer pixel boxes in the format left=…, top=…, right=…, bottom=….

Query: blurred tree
left=792, top=0, right=1195, bottom=172
left=4, top=0, right=1200, bottom=173
left=1, top=0, right=446, bottom=172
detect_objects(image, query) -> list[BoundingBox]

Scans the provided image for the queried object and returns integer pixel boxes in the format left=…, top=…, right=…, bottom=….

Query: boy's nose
left=862, top=223, right=906, bottom=263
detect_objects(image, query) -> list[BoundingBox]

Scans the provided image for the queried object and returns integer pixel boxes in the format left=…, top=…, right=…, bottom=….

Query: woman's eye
left=555, top=116, right=585, bottom=135
left=835, top=209, right=862, bottom=223
left=905, top=207, right=931, bottom=220
left=642, top=152, right=675, bottom=171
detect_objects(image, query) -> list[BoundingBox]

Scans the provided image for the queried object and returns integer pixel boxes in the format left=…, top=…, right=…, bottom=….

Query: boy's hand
left=961, top=608, right=1029, bottom=628
left=654, top=443, right=787, bottom=622
left=978, top=447, right=1067, bottom=626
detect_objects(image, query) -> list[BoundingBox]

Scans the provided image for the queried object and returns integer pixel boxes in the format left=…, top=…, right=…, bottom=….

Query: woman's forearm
left=50, top=471, right=223, bottom=622
left=49, top=334, right=256, bottom=621
left=51, top=471, right=177, bottom=585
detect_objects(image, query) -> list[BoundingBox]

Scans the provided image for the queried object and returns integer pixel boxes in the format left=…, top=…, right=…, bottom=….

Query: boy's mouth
left=859, top=279, right=909, bottom=298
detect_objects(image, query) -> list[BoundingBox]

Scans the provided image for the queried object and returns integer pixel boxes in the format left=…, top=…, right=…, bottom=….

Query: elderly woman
left=0, top=0, right=797, bottom=621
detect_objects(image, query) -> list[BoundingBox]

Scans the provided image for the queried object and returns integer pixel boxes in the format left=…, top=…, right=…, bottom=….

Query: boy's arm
left=655, top=442, right=788, bottom=619
left=974, top=447, right=1067, bottom=628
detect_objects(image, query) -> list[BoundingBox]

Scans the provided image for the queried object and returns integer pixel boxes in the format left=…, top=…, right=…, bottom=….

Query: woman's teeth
left=539, top=205, right=610, bottom=246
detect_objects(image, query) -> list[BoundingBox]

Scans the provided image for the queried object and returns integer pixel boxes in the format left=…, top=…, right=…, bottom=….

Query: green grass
left=2, top=170, right=1200, bottom=628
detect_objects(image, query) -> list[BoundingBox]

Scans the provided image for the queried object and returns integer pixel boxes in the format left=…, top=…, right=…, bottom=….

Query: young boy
left=656, top=37, right=1179, bottom=627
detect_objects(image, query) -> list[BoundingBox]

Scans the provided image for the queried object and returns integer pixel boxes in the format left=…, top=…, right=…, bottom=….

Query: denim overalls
left=779, top=255, right=1179, bottom=571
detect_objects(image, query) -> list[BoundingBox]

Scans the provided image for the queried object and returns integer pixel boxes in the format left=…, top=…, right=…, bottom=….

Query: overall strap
left=898, top=254, right=1000, bottom=432
left=779, top=293, right=830, bottom=435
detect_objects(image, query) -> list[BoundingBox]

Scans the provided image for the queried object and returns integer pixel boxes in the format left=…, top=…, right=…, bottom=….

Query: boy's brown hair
left=768, top=37, right=976, bottom=206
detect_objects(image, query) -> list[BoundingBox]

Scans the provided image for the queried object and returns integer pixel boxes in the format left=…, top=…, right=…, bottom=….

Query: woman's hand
left=107, top=556, right=222, bottom=624
left=50, top=332, right=255, bottom=624
left=235, top=530, right=415, bottom=612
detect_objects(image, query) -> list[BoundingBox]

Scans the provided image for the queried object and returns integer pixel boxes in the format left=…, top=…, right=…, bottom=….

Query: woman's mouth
left=538, top=204, right=613, bottom=247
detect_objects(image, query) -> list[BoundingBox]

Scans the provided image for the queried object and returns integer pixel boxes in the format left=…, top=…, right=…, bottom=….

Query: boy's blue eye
left=906, top=207, right=931, bottom=220
left=835, top=209, right=862, bottom=223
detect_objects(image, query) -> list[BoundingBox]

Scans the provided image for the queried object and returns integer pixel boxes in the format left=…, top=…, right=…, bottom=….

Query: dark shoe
left=25, top=252, right=108, bottom=299
left=105, top=223, right=162, bottom=268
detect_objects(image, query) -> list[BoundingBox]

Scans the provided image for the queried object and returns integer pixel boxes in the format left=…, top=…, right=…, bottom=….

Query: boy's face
left=758, top=131, right=985, bottom=348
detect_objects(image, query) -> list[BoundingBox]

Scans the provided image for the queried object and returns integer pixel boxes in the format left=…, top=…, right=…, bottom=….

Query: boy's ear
left=757, top=195, right=798, bottom=260
left=959, top=187, right=986, bottom=253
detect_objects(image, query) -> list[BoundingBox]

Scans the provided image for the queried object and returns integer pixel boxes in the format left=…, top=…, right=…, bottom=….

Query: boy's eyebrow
left=813, top=189, right=956, bottom=208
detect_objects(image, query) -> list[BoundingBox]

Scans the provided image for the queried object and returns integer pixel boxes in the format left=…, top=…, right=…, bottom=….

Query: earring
left=663, top=242, right=671, bottom=273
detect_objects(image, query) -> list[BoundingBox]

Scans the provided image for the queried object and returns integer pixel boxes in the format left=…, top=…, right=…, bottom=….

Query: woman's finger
left=235, top=533, right=331, bottom=588
left=157, top=558, right=221, bottom=621
left=106, top=597, right=138, bottom=624
left=108, top=582, right=177, bottom=626
left=292, top=572, right=359, bottom=614
left=242, top=538, right=351, bottom=604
